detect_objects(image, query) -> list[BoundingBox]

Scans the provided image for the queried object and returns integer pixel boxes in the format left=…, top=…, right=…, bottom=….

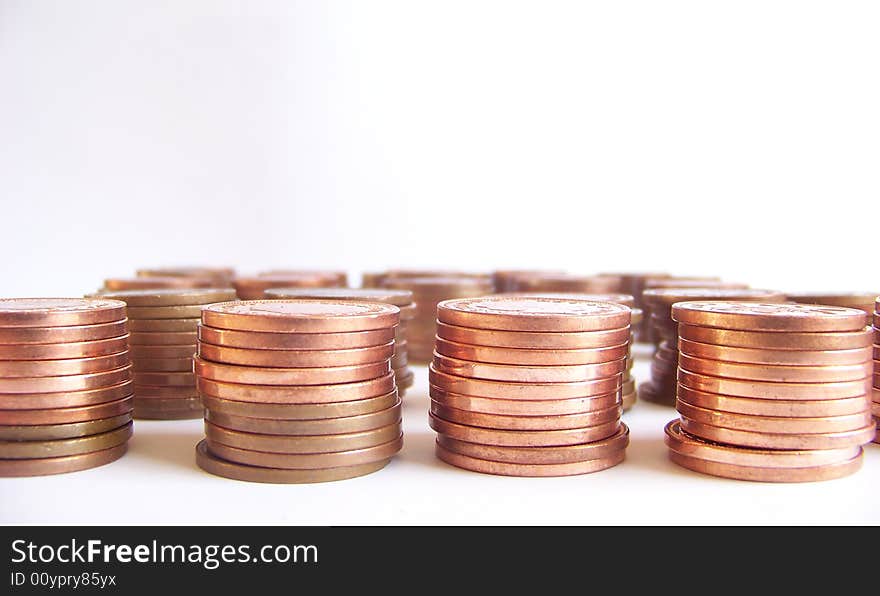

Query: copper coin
left=205, top=420, right=401, bottom=454
left=132, top=371, right=194, bottom=386
left=433, top=337, right=628, bottom=366
left=678, top=353, right=872, bottom=383
left=0, top=298, right=126, bottom=328
left=0, top=396, right=133, bottom=426
left=197, top=324, right=393, bottom=351
left=391, top=350, right=408, bottom=368
left=0, top=336, right=129, bottom=360
left=678, top=323, right=871, bottom=351
left=429, top=412, right=619, bottom=447
left=678, top=369, right=869, bottom=400
left=676, top=384, right=870, bottom=417
left=129, top=344, right=196, bottom=359
left=437, top=296, right=631, bottom=332
left=638, top=381, right=676, bottom=406
left=0, top=320, right=128, bottom=345
left=0, top=413, right=132, bottom=441
left=0, top=422, right=132, bottom=459
left=205, top=401, right=401, bottom=436
left=265, top=287, right=413, bottom=307
left=677, top=400, right=872, bottom=435
left=128, top=318, right=200, bottom=332
left=129, top=331, right=197, bottom=345
left=0, top=443, right=127, bottom=477
left=668, top=449, right=863, bottom=482
left=133, top=396, right=202, bottom=417
left=196, top=342, right=393, bottom=368
left=126, top=304, right=206, bottom=319
left=131, top=357, right=194, bottom=373
left=643, top=288, right=783, bottom=307
left=432, top=352, right=625, bottom=384
left=258, top=270, right=348, bottom=285
left=197, top=440, right=396, bottom=480
left=788, top=292, right=876, bottom=313
left=506, top=273, right=622, bottom=294
left=437, top=423, right=629, bottom=464
left=0, top=382, right=133, bottom=410
left=672, top=302, right=868, bottom=332
left=193, top=357, right=389, bottom=386
left=436, top=321, right=629, bottom=350
left=491, top=270, right=567, bottom=292
left=97, top=288, right=236, bottom=306
left=431, top=400, right=621, bottom=431
left=429, top=366, right=621, bottom=400
left=134, top=384, right=197, bottom=398
left=396, top=369, right=414, bottom=390
left=201, top=390, right=398, bottom=420
left=202, top=300, right=399, bottom=334
left=0, top=365, right=132, bottom=394
left=435, top=442, right=625, bottom=477
left=679, top=416, right=876, bottom=450
left=430, top=385, right=620, bottom=416
left=679, top=338, right=872, bottom=366
left=498, top=292, right=635, bottom=307
left=196, top=373, right=395, bottom=404
left=103, top=276, right=216, bottom=290
left=0, top=352, right=130, bottom=377
left=233, top=274, right=346, bottom=299
left=136, top=266, right=235, bottom=281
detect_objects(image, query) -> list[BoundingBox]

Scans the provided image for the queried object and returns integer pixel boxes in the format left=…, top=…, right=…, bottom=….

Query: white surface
left=2, top=355, right=878, bottom=526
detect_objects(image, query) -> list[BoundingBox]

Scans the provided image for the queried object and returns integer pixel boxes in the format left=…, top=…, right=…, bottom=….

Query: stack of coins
left=787, top=292, right=876, bottom=318
left=384, top=276, right=494, bottom=363
left=102, top=277, right=218, bottom=291
left=600, top=272, right=669, bottom=341
left=430, top=296, right=631, bottom=477
left=666, top=302, right=875, bottom=482
left=873, top=298, right=880, bottom=443
left=136, top=267, right=236, bottom=287
left=640, top=278, right=747, bottom=344
left=0, top=298, right=133, bottom=476
left=506, top=273, right=623, bottom=294
left=195, top=300, right=403, bottom=483
left=492, top=270, right=566, bottom=293
left=96, top=289, right=236, bottom=419
left=260, top=270, right=348, bottom=286
left=265, top=288, right=415, bottom=396
left=641, top=288, right=786, bottom=406
left=233, top=273, right=346, bottom=299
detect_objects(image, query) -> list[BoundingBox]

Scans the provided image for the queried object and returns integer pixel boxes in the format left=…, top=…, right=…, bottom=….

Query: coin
left=678, top=369, right=870, bottom=400
left=788, top=292, right=877, bottom=314
left=0, top=382, right=133, bottom=410
left=126, top=305, right=206, bottom=319
left=136, top=267, right=235, bottom=281
left=435, top=442, right=625, bottom=477
left=676, top=384, right=870, bottom=417
left=129, top=344, right=196, bottom=359
left=0, top=422, right=132, bottom=459
left=132, top=396, right=202, bottom=417
left=429, top=366, right=621, bottom=400
left=265, top=287, right=414, bottom=307
left=196, top=342, right=393, bottom=368
left=0, top=298, right=126, bottom=328
left=193, top=357, right=389, bottom=386
left=0, top=352, right=130, bottom=377
left=0, top=413, right=132, bottom=441
left=677, top=353, right=872, bottom=383
left=0, top=365, right=132, bottom=394
left=0, top=320, right=128, bottom=345
left=638, top=381, right=676, bottom=406
left=128, top=319, right=200, bottom=333
left=429, top=413, right=619, bottom=447
left=132, top=371, right=194, bottom=386
left=200, top=391, right=399, bottom=420
left=232, top=274, right=345, bottom=299
left=429, top=385, right=621, bottom=415
left=621, top=390, right=636, bottom=411
left=678, top=323, right=872, bottom=350
left=205, top=420, right=402, bottom=454
left=0, top=443, right=127, bottom=477
left=437, top=296, right=631, bottom=332
left=668, top=449, right=863, bottom=482
left=678, top=338, right=872, bottom=366
left=0, top=396, right=133, bottom=426
left=197, top=325, right=394, bottom=350
left=202, top=300, right=400, bottom=333
left=0, top=336, right=129, bottom=360
left=103, top=277, right=217, bottom=290
left=128, top=331, right=197, bottom=346
left=196, top=373, right=395, bottom=404
left=205, top=400, right=401, bottom=436
left=436, top=322, right=630, bottom=350
left=498, top=292, right=635, bottom=307
left=643, top=278, right=743, bottom=290
left=672, top=302, right=868, bottom=332
left=491, top=270, right=567, bottom=292
left=433, top=337, right=629, bottom=366
left=258, top=270, right=349, bottom=286
left=430, top=401, right=621, bottom=431
left=679, top=416, right=876, bottom=450
left=134, top=384, right=197, bottom=398
left=677, top=401, right=872, bottom=434
left=131, top=357, right=194, bottom=373
left=431, top=352, right=625, bottom=384
left=97, top=288, right=236, bottom=306
left=505, top=273, right=622, bottom=294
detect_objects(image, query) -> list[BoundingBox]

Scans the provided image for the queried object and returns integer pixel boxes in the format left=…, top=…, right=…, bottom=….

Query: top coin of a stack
left=233, top=274, right=345, bottom=299
left=265, top=287, right=413, bottom=307
left=97, top=288, right=237, bottom=307
left=0, top=298, right=126, bottom=328
left=499, top=292, right=635, bottom=308
left=202, top=300, right=400, bottom=333
left=787, top=292, right=877, bottom=314
left=671, top=302, right=869, bottom=332
left=103, top=277, right=217, bottom=290
left=437, top=296, right=631, bottom=333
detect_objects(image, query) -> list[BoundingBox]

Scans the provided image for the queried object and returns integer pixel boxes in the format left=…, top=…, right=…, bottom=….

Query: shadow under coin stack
left=194, top=300, right=403, bottom=483
left=641, top=288, right=786, bottom=406
left=429, top=296, right=631, bottom=477
left=0, top=298, right=133, bottom=476
left=667, top=302, right=875, bottom=482
left=264, top=288, right=415, bottom=397
left=96, top=289, right=237, bottom=419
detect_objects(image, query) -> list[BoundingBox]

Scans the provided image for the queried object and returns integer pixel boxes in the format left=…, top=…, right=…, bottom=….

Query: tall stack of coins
left=0, top=298, right=133, bottom=476
left=641, top=288, right=786, bottom=406
left=232, top=273, right=346, bottom=300
left=787, top=292, right=876, bottom=318
left=384, top=277, right=494, bottom=363
left=194, top=300, right=403, bottom=483
left=265, top=288, right=415, bottom=396
left=96, top=289, right=236, bottom=419
left=136, top=267, right=236, bottom=287
left=430, top=296, right=631, bottom=477
left=506, top=273, right=622, bottom=294
left=666, top=302, right=875, bottom=482
left=873, top=298, right=880, bottom=443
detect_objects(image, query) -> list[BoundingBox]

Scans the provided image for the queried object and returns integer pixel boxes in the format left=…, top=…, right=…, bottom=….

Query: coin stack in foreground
left=667, top=302, right=875, bottom=482
left=873, top=298, right=880, bottom=443
left=232, top=273, right=346, bottom=299
left=265, top=288, right=415, bottom=396
left=641, top=288, right=786, bottom=406
left=430, top=296, right=631, bottom=477
left=97, top=289, right=236, bottom=419
left=0, top=298, right=133, bottom=476
left=195, top=300, right=403, bottom=483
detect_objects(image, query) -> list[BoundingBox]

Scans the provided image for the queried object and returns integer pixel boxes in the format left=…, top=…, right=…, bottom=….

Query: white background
left=1, top=2, right=879, bottom=525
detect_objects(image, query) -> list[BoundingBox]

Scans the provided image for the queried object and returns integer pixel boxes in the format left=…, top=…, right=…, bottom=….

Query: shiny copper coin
left=0, top=365, right=132, bottom=394
left=205, top=420, right=401, bottom=454
left=131, top=357, right=194, bottom=372
left=680, top=416, right=876, bottom=450
left=435, top=442, right=625, bottom=477
left=265, top=287, right=413, bottom=307
left=429, top=413, right=619, bottom=447
left=0, top=396, right=133, bottom=426
left=128, top=318, right=200, bottom=333
left=197, top=324, right=393, bottom=351
left=126, top=304, right=206, bottom=319
left=437, top=296, right=630, bottom=332
left=233, top=274, right=345, bottom=299
left=678, top=369, right=870, bottom=400
left=788, top=292, right=876, bottom=314
left=129, top=344, right=196, bottom=359
left=206, top=399, right=400, bottom=435
left=429, top=366, right=621, bottom=400
left=0, top=336, right=129, bottom=360
left=679, top=338, right=872, bottom=366
left=0, top=422, right=132, bottom=459
left=672, top=302, right=868, bottom=332
left=668, top=449, right=863, bottom=482
left=0, top=443, right=127, bottom=477
left=129, top=331, right=197, bottom=345
left=0, top=320, right=128, bottom=345
left=430, top=401, right=621, bottom=431
left=97, top=288, right=236, bottom=306
left=196, top=342, right=393, bottom=368
left=434, top=337, right=628, bottom=366
left=193, top=356, right=390, bottom=386
left=437, top=423, right=629, bottom=464
left=678, top=323, right=871, bottom=350
left=0, top=298, right=126, bottom=328
left=0, top=413, right=132, bottom=441
left=200, top=390, right=398, bottom=420
left=430, top=385, right=621, bottom=415
left=436, top=321, right=629, bottom=350
left=0, top=352, right=130, bottom=377
left=678, top=353, right=872, bottom=383
left=0, top=382, right=133, bottom=410
left=202, top=300, right=399, bottom=333
left=432, top=352, right=625, bottom=383
left=677, top=401, right=872, bottom=435
left=103, top=276, right=216, bottom=290
left=132, top=371, right=194, bottom=386
left=136, top=266, right=235, bottom=281
left=134, top=384, right=197, bottom=398
left=196, top=373, right=395, bottom=404
left=676, top=384, right=870, bottom=417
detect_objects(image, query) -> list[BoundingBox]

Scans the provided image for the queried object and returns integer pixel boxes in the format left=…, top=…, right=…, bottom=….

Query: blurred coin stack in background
left=232, top=271, right=347, bottom=299
left=504, top=272, right=623, bottom=294
left=0, top=298, right=133, bottom=476
left=102, top=276, right=219, bottom=291
left=640, top=277, right=746, bottom=344
left=641, top=288, right=786, bottom=406
left=136, top=267, right=236, bottom=288
left=873, top=298, right=880, bottom=444
left=430, top=296, right=631, bottom=477
left=491, top=270, right=566, bottom=293
left=96, top=289, right=236, bottom=419
left=787, top=292, right=876, bottom=318
left=600, top=272, right=669, bottom=342
left=265, top=288, right=415, bottom=396
left=667, top=302, right=875, bottom=482
left=195, top=300, right=402, bottom=483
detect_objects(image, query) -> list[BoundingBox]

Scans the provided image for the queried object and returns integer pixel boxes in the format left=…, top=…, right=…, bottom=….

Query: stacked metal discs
left=505, top=273, right=622, bottom=294
left=787, top=292, right=876, bottom=317
left=641, top=288, right=786, bottom=406
left=96, top=289, right=236, bottom=419
left=194, top=300, right=403, bottom=483
left=600, top=272, right=668, bottom=341
left=873, top=298, right=880, bottom=444
left=0, top=298, right=133, bottom=476
left=491, top=270, right=566, bottom=293
left=429, top=296, right=631, bottom=477
left=102, top=276, right=220, bottom=291
left=265, top=288, right=415, bottom=397
left=666, top=302, right=876, bottom=482
left=233, top=272, right=347, bottom=300
left=136, top=267, right=236, bottom=287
